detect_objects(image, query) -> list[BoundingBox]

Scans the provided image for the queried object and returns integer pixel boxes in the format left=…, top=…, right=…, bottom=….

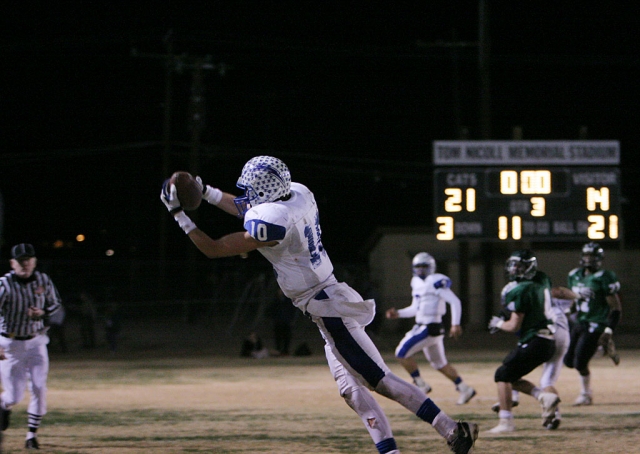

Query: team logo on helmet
left=505, top=249, right=537, bottom=281
left=234, top=156, right=292, bottom=216
left=580, top=242, right=604, bottom=271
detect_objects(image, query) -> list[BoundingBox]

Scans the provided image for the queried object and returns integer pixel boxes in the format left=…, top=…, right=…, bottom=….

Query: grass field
left=2, top=348, right=638, bottom=453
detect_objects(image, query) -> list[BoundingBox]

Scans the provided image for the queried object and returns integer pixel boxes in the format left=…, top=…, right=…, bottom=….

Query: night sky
left=1, top=2, right=639, bottom=262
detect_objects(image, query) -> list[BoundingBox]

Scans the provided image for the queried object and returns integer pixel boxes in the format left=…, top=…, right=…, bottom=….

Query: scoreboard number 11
left=434, top=167, right=621, bottom=241
left=433, top=140, right=621, bottom=242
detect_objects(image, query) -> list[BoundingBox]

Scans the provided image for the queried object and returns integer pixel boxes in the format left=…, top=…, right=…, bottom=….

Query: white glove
left=161, top=180, right=182, bottom=214
left=195, top=176, right=223, bottom=205
left=488, top=316, right=504, bottom=334
left=576, top=287, right=594, bottom=300
left=161, top=180, right=196, bottom=233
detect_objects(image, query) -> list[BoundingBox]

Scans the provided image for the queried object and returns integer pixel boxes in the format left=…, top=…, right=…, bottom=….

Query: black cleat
left=543, top=409, right=562, bottom=430
left=543, top=416, right=561, bottom=430
left=25, top=437, right=40, bottom=450
left=0, top=408, right=10, bottom=431
left=447, top=421, right=479, bottom=454
left=491, top=399, right=518, bottom=413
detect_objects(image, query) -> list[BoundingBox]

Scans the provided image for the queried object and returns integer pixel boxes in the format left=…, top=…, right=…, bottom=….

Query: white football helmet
left=234, top=156, right=292, bottom=216
left=412, top=252, right=436, bottom=278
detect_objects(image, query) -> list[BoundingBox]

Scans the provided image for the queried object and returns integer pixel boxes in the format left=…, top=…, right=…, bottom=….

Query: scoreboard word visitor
left=433, top=141, right=621, bottom=241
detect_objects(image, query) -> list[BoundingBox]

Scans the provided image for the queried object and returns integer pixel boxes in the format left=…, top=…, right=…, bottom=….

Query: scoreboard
left=433, top=141, right=621, bottom=242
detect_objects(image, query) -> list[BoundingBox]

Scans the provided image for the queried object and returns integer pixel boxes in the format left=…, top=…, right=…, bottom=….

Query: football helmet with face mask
left=412, top=252, right=436, bottom=279
left=580, top=242, right=604, bottom=271
left=505, top=249, right=537, bottom=281
left=234, top=156, right=292, bottom=216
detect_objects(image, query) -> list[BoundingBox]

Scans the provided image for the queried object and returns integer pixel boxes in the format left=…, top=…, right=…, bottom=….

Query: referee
left=0, top=243, right=62, bottom=450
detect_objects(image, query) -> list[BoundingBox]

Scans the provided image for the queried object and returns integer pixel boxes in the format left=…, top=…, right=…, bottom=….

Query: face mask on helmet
left=234, top=156, right=292, bottom=216
left=505, top=250, right=537, bottom=281
left=412, top=252, right=436, bottom=278
left=580, top=242, right=604, bottom=271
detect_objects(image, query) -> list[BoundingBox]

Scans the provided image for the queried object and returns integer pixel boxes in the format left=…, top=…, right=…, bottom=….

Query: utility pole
left=131, top=31, right=228, bottom=299
left=160, top=31, right=174, bottom=263
left=419, top=2, right=493, bottom=329
left=131, top=33, right=228, bottom=250
left=478, top=0, right=492, bottom=140
left=417, top=20, right=482, bottom=329
left=478, top=0, right=495, bottom=326
left=188, top=58, right=209, bottom=178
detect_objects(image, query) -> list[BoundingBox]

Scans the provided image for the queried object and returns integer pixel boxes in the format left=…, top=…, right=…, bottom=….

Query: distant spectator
left=79, top=291, right=97, bottom=349
left=240, top=332, right=270, bottom=359
left=269, top=288, right=297, bottom=356
left=103, top=303, right=121, bottom=353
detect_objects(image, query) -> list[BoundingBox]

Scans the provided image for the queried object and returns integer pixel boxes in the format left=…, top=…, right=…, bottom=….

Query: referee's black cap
left=11, top=243, right=36, bottom=259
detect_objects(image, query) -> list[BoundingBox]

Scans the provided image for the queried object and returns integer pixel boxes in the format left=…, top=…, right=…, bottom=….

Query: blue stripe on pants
left=322, top=317, right=386, bottom=388
left=396, top=327, right=428, bottom=358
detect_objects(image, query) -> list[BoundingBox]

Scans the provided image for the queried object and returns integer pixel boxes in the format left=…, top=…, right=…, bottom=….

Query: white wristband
left=203, top=186, right=223, bottom=205
left=174, top=211, right=197, bottom=234
left=604, top=327, right=613, bottom=335
left=497, top=320, right=504, bottom=329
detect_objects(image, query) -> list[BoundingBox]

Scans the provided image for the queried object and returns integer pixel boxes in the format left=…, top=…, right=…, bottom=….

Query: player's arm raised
left=161, top=182, right=277, bottom=258
left=188, top=229, right=277, bottom=258
left=197, top=177, right=241, bottom=216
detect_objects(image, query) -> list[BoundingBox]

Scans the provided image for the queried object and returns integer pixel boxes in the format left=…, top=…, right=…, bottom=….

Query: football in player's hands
left=169, top=171, right=202, bottom=211
left=576, top=287, right=594, bottom=300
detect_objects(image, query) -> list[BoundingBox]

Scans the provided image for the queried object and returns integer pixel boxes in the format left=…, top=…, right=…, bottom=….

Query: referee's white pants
left=0, top=334, right=49, bottom=416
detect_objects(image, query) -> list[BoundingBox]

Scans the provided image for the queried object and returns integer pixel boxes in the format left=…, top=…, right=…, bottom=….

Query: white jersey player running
left=386, top=253, right=476, bottom=405
left=161, top=156, right=478, bottom=454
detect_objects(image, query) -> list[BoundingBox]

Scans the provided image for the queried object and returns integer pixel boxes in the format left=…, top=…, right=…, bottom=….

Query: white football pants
left=0, top=334, right=49, bottom=415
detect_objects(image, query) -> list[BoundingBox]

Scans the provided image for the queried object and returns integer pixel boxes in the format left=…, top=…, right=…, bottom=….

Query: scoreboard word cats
left=433, top=141, right=621, bottom=242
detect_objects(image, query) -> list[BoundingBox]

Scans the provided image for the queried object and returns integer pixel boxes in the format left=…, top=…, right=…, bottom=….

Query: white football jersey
left=549, top=298, right=570, bottom=331
left=397, top=273, right=461, bottom=325
left=243, top=182, right=334, bottom=305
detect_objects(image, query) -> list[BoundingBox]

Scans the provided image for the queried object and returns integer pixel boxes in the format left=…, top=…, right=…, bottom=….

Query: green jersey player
left=564, top=242, right=622, bottom=405
left=487, top=250, right=560, bottom=433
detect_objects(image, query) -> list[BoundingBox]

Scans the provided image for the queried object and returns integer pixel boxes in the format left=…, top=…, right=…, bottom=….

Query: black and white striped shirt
left=0, top=270, right=62, bottom=337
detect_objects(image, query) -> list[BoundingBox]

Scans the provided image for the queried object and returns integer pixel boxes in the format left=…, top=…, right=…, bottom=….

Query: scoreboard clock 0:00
left=434, top=167, right=621, bottom=241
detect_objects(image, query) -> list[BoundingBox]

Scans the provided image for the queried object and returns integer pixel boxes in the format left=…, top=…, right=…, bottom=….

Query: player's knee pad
left=394, top=344, right=409, bottom=359
left=336, top=375, right=364, bottom=398
left=563, top=355, right=574, bottom=369
left=575, top=356, right=591, bottom=375
left=494, top=365, right=512, bottom=383
left=0, top=397, right=17, bottom=408
left=342, top=387, right=375, bottom=416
